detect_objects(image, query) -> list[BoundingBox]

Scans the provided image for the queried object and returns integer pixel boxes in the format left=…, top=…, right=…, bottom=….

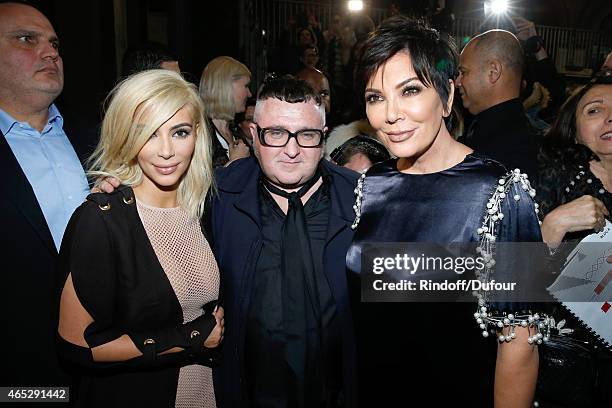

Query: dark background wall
left=24, top=0, right=612, bottom=124
left=29, top=0, right=242, bottom=124
left=30, top=0, right=116, bottom=123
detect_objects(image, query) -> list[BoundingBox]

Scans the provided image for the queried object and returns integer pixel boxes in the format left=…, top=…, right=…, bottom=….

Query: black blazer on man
left=210, top=157, right=358, bottom=407
left=0, top=123, right=95, bottom=387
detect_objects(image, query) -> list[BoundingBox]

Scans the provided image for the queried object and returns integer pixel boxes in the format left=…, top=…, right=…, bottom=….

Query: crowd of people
left=1, top=1, right=612, bottom=407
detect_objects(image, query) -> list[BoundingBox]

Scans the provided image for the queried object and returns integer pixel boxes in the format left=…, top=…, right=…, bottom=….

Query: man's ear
left=487, top=59, right=502, bottom=84
left=248, top=122, right=258, bottom=141
left=249, top=123, right=260, bottom=154
left=319, top=126, right=328, bottom=159
left=443, top=79, right=455, bottom=118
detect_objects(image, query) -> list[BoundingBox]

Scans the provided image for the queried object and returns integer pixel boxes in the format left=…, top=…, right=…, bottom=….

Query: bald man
left=457, top=29, right=538, bottom=179
left=603, top=51, right=612, bottom=71
left=296, top=67, right=331, bottom=116
left=0, top=1, right=92, bottom=387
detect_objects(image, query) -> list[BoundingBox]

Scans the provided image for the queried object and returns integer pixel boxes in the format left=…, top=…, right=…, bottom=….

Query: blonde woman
left=58, top=70, right=222, bottom=408
left=199, top=56, right=252, bottom=167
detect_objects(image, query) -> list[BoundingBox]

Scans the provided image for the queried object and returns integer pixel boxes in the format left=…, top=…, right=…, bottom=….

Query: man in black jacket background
left=456, top=29, right=539, bottom=179
left=0, top=1, right=94, bottom=388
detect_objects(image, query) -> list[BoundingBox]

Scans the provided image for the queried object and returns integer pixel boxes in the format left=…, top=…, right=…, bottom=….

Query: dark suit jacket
left=210, top=157, right=358, bottom=407
left=207, top=118, right=230, bottom=168
left=0, top=119, right=96, bottom=387
left=463, top=98, right=539, bottom=180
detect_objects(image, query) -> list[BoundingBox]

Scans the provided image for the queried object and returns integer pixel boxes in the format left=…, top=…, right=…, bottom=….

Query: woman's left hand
left=540, top=195, right=608, bottom=246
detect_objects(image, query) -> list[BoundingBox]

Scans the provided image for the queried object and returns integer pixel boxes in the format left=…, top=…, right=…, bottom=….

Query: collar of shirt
left=0, top=104, right=64, bottom=136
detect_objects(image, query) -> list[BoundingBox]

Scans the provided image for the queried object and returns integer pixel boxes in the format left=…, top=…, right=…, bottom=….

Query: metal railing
left=453, top=17, right=612, bottom=77
left=239, top=1, right=612, bottom=88
left=538, top=24, right=612, bottom=76
left=247, top=0, right=388, bottom=47
left=239, top=0, right=388, bottom=88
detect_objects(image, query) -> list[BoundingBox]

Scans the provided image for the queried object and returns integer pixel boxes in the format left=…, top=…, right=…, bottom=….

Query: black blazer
left=210, top=158, right=358, bottom=408
left=207, top=118, right=230, bottom=168
left=58, top=186, right=217, bottom=407
left=0, top=121, right=96, bottom=388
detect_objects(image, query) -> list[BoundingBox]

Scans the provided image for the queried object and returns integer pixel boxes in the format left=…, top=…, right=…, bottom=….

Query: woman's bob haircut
left=88, top=69, right=214, bottom=219
left=356, top=16, right=458, bottom=115
left=546, top=74, right=612, bottom=147
left=199, top=56, right=251, bottom=120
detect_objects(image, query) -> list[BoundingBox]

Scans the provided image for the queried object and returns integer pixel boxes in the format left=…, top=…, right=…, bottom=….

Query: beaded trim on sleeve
left=473, top=168, right=552, bottom=344
left=351, top=172, right=367, bottom=230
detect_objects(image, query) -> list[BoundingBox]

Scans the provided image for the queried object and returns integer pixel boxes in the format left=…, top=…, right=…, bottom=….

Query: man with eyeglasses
left=210, top=75, right=357, bottom=408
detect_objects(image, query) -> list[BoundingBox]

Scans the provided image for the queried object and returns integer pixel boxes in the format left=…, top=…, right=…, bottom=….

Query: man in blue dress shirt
left=0, top=2, right=91, bottom=388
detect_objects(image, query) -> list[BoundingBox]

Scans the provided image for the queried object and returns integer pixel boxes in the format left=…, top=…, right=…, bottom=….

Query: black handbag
left=534, top=335, right=597, bottom=408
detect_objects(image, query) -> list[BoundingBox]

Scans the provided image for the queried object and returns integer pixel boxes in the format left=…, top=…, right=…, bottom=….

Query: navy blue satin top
left=347, top=153, right=542, bottom=272
left=346, top=154, right=543, bottom=405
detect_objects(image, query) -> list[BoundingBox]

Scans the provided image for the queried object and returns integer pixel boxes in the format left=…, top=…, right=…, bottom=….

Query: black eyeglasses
left=255, top=125, right=324, bottom=148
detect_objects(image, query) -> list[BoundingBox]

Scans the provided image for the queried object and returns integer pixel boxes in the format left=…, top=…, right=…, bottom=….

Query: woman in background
left=199, top=56, right=252, bottom=167
left=538, top=74, right=612, bottom=244
left=535, top=73, right=612, bottom=407
left=58, top=70, right=222, bottom=408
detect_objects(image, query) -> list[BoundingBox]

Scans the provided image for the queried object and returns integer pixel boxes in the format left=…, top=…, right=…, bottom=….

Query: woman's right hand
left=92, top=177, right=121, bottom=194
left=203, top=306, right=224, bottom=348
left=541, top=195, right=609, bottom=245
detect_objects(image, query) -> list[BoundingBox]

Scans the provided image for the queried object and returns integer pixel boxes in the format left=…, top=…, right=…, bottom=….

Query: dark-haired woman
left=348, top=16, right=547, bottom=407
left=537, top=75, right=612, bottom=244
left=535, top=73, right=612, bottom=407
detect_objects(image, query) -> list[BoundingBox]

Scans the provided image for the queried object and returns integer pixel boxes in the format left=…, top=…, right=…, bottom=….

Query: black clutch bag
left=534, top=335, right=597, bottom=408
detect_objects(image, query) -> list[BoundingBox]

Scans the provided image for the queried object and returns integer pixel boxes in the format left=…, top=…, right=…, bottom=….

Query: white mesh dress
left=137, top=200, right=220, bottom=408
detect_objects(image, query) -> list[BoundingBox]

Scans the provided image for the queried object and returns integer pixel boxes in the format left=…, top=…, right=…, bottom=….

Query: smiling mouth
left=601, top=132, right=612, bottom=140
left=385, top=129, right=416, bottom=142
left=154, top=164, right=179, bottom=175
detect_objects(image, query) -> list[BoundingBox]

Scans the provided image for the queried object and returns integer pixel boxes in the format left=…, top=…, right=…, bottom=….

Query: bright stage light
left=491, top=0, right=509, bottom=14
left=485, top=0, right=509, bottom=15
left=348, top=0, right=363, bottom=12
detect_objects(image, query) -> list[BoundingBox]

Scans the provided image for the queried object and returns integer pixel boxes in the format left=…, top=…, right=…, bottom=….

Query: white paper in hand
left=547, top=220, right=612, bottom=349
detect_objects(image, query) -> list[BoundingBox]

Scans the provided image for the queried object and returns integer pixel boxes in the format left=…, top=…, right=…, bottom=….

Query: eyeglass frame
left=254, top=124, right=326, bottom=148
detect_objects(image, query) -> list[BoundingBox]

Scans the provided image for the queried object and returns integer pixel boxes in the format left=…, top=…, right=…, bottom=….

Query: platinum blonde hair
left=88, top=69, right=214, bottom=219
left=199, top=56, right=251, bottom=120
